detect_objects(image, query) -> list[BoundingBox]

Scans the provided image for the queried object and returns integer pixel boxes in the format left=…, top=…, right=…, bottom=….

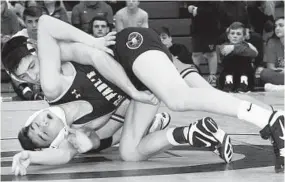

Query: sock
left=166, top=127, right=189, bottom=146
left=225, top=75, right=233, bottom=84
left=237, top=101, right=272, bottom=129
left=94, top=137, right=113, bottom=152
left=240, top=75, right=248, bottom=85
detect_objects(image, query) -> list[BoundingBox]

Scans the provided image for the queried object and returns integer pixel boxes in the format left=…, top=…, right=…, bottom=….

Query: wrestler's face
left=227, top=28, right=245, bottom=44
left=27, top=110, right=65, bottom=147
left=14, top=54, right=41, bottom=85
left=92, top=20, right=109, bottom=38
left=275, top=18, right=284, bottom=38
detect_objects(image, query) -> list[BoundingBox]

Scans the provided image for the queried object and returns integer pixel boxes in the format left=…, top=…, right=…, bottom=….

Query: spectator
left=13, top=6, right=43, bottom=41
left=187, top=2, right=220, bottom=87
left=89, top=16, right=111, bottom=38
left=219, top=22, right=258, bottom=93
left=259, top=17, right=284, bottom=88
left=156, top=26, right=194, bottom=66
left=72, top=1, right=113, bottom=33
left=38, top=0, right=68, bottom=23
left=115, top=0, right=148, bottom=32
left=1, top=0, right=20, bottom=45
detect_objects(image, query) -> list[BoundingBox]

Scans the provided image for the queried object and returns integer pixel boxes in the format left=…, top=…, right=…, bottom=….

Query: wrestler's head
left=18, top=107, right=66, bottom=150
left=2, top=36, right=40, bottom=84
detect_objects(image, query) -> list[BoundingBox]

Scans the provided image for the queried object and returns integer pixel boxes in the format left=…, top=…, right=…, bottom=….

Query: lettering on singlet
left=86, top=71, right=125, bottom=106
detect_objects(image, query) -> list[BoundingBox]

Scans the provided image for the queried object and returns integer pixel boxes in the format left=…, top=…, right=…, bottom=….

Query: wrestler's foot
left=187, top=117, right=233, bottom=163
left=148, top=112, right=171, bottom=133
left=260, top=111, right=284, bottom=173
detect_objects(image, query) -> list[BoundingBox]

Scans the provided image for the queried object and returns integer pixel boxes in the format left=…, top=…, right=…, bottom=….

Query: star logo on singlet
left=126, top=32, right=143, bottom=50
left=71, top=89, right=81, bottom=99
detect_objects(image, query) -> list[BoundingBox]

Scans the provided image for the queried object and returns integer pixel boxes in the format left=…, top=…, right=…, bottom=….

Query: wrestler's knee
left=119, top=144, right=142, bottom=161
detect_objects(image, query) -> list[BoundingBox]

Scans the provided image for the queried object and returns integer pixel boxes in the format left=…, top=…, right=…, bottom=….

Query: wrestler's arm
left=58, top=100, right=93, bottom=126
left=12, top=140, right=77, bottom=175
left=38, top=15, right=114, bottom=54
left=58, top=42, right=157, bottom=104
left=12, top=133, right=101, bottom=175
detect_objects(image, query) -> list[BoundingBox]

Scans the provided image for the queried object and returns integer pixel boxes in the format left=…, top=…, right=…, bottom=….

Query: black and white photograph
left=1, top=0, right=284, bottom=181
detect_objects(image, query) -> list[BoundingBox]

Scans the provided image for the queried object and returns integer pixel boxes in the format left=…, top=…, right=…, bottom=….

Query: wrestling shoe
left=236, top=81, right=249, bottom=93
left=187, top=117, right=233, bottom=163
left=260, top=111, right=285, bottom=173
left=223, top=82, right=234, bottom=92
left=148, top=112, right=171, bottom=134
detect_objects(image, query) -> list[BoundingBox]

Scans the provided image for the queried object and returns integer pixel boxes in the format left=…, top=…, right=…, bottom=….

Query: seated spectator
left=115, top=0, right=148, bottom=32
left=13, top=6, right=43, bottom=41
left=156, top=26, right=194, bottom=66
left=259, top=17, right=284, bottom=88
left=219, top=22, right=258, bottom=93
left=89, top=16, right=111, bottom=38
left=38, top=0, right=68, bottom=23
left=187, top=2, right=220, bottom=87
left=72, top=1, right=113, bottom=33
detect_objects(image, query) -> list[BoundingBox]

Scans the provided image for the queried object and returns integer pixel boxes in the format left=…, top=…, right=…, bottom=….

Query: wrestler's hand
left=94, top=32, right=116, bottom=56
left=220, top=45, right=234, bottom=56
left=131, top=90, right=159, bottom=105
left=12, top=151, right=30, bottom=176
left=66, top=128, right=94, bottom=153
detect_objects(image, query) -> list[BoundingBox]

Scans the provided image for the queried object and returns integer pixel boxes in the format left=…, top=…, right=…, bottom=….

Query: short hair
left=154, top=26, right=171, bottom=37
left=88, top=16, right=111, bottom=35
left=18, top=126, right=38, bottom=150
left=1, top=36, right=36, bottom=73
left=226, top=22, right=246, bottom=35
left=23, top=6, right=43, bottom=21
